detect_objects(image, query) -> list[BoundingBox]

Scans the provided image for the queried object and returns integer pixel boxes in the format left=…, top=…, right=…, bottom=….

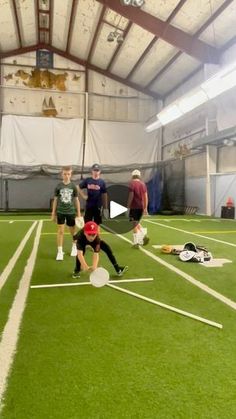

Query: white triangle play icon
left=110, top=201, right=127, bottom=219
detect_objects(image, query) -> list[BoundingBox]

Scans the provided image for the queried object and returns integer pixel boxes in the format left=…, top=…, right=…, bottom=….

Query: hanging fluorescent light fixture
left=145, top=119, right=162, bottom=133
left=145, top=60, right=236, bottom=133
left=201, top=64, right=236, bottom=99
left=158, top=104, right=183, bottom=125
left=178, top=89, right=208, bottom=113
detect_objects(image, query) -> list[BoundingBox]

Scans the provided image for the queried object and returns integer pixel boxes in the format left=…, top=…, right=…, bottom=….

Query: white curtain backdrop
left=0, top=115, right=159, bottom=182
left=0, top=115, right=84, bottom=166
left=85, top=120, right=158, bottom=168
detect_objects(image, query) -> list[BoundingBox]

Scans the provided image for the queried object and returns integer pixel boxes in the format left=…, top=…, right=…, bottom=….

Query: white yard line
left=31, top=278, right=153, bottom=289
left=145, top=219, right=236, bottom=248
left=146, top=218, right=228, bottom=222
left=0, top=219, right=50, bottom=222
left=0, top=221, right=42, bottom=409
left=102, top=225, right=236, bottom=311
left=107, top=283, right=222, bottom=329
left=0, top=222, right=38, bottom=292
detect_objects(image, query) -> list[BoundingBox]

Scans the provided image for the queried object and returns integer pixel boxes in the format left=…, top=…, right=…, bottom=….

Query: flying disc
left=90, top=267, right=109, bottom=288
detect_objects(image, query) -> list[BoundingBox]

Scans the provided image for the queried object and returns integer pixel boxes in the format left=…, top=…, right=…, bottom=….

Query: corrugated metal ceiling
left=0, top=0, right=236, bottom=99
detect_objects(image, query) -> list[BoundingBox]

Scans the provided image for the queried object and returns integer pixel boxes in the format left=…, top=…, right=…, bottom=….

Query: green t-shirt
left=55, top=182, right=78, bottom=215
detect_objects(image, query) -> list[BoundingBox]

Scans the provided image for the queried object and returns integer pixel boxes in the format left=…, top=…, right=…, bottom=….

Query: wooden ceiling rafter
left=96, top=0, right=220, bottom=63
left=106, top=21, right=132, bottom=72
left=126, top=0, right=188, bottom=80
left=146, top=0, right=234, bottom=92
left=87, top=5, right=107, bottom=63
left=44, top=43, right=161, bottom=99
left=49, top=0, right=53, bottom=45
left=0, top=44, right=43, bottom=59
left=12, top=0, right=22, bottom=48
left=66, top=0, right=78, bottom=53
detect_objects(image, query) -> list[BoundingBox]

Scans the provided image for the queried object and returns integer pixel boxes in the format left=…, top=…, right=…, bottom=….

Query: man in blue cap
left=78, top=163, right=108, bottom=225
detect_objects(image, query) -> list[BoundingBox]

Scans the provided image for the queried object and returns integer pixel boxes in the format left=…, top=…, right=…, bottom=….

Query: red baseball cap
left=84, top=221, right=98, bottom=235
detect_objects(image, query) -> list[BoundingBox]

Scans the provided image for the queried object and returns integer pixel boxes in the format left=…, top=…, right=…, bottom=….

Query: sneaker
left=72, top=271, right=80, bottom=279
left=56, top=251, right=64, bottom=261
left=117, top=266, right=128, bottom=277
left=132, top=244, right=139, bottom=249
left=70, top=243, right=77, bottom=257
left=143, top=235, right=150, bottom=246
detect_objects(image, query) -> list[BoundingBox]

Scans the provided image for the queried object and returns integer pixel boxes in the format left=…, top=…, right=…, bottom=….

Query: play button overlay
left=110, top=201, right=127, bottom=218
left=102, top=184, right=133, bottom=234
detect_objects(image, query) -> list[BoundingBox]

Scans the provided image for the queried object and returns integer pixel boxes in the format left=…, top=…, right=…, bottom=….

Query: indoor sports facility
left=1, top=1, right=236, bottom=418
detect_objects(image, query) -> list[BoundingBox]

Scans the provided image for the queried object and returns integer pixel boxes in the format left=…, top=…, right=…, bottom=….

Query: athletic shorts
left=57, top=213, right=76, bottom=227
left=129, top=208, right=143, bottom=223
left=84, top=207, right=102, bottom=225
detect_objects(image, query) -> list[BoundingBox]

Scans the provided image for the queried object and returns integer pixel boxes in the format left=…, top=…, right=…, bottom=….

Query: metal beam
left=126, top=0, right=187, bottom=80
left=106, top=21, right=132, bottom=72
left=49, top=0, right=53, bottom=45
left=87, top=5, right=107, bottom=63
left=66, top=0, right=78, bottom=53
left=12, top=0, right=22, bottom=48
left=191, top=126, right=236, bottom=150
left=146, top=0, right=234, bottom=90
left=97, top=0, right=220, bottom=63
left=0, top=45, right=42, bottom=59
left=37, top=0, right=40, bottom=44
left=45, top=44, right=161, bottom=99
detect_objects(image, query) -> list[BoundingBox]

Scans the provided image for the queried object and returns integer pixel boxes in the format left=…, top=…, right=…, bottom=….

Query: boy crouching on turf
left=72, top=221, right=128, bottom=278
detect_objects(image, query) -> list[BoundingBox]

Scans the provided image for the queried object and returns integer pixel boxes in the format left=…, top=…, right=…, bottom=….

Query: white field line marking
left=31, top=278, right=154, bottom=289
left=147, top=218, right=231, bottom=222
left=0, top=219, right=50, bottom=222
left=145, top=219, right=236, bottom=248
left=107, top=284, right=222, bottom=329
left=0, top=222, right=38, bottom=292
left=102, top=225, right=236, bottom=311
left=194, top=230, right=236, bottom=234
left=0, top=221, right=42, bottom=408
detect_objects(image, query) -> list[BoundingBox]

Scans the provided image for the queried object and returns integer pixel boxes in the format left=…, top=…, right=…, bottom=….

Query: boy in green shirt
left=51, top=166, right=82, bottom=261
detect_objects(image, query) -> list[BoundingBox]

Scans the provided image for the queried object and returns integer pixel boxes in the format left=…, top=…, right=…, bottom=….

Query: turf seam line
left=102, top=224, right=236, bottom=312
left=0, top=221, right=43, bottom=409
left=0, top=222, right=38, bottom=292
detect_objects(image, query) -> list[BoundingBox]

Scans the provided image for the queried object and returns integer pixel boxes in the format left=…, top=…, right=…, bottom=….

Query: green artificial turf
left=1, top=215, right=236, bottom=418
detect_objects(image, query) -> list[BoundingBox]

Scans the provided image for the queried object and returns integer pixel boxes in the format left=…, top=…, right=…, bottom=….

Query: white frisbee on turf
left=90, top=267, right=109, bottom=288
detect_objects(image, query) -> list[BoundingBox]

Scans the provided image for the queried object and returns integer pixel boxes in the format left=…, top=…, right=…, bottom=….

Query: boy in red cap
left=72, top=221, right=128, bottom=278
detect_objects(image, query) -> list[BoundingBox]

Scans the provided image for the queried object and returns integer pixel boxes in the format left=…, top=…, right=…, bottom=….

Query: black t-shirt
left=74, top=229, right=101, bottom=252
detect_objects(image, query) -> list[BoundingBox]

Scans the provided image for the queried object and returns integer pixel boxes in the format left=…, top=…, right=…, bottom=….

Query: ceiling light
left=178, top=89, right=208, bottom=113
left=201, top=67, right=236, bottom=99
left=146, top=60, right=236, bottom=133
left=158, top=104, right=183, bottom=125
left=120, top=0, right=145, bottom=6
left=145, top=119, right=162, bottom=133
left=223, top=139, right=235, bottom=146
left=107, top=32, right=116, bottom=42
left=117, top=34, right=124, bottom=44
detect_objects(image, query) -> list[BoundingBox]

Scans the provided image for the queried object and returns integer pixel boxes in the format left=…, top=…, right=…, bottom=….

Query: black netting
left=161, top=159, right=185, bottom=214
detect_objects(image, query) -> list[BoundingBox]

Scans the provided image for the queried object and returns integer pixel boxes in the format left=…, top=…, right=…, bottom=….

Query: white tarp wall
left=0, top=115, right=84, bottom=166
left=86, top=120, right=159, bottom=183
left=0, top=115, right=160, bottom=181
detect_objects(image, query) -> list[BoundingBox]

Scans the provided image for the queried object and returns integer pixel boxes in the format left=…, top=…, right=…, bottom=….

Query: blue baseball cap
left=91, top=163, right=101, bottom=171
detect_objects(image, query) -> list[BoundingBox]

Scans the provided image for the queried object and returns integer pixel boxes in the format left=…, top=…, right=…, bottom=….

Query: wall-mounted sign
left=36, top=50, right=53, bottom=69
